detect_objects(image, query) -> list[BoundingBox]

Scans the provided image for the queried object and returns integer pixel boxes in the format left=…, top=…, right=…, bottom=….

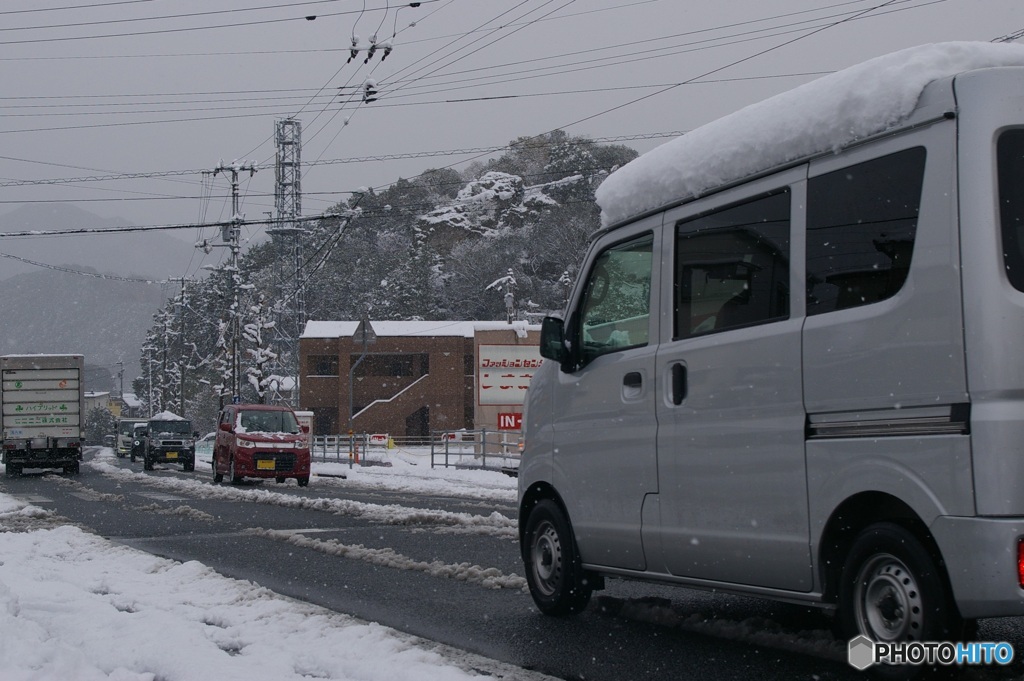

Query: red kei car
left=212, top=404, right=311, bottom=487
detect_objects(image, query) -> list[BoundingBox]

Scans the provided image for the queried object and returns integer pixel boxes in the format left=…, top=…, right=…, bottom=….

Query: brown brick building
left=299, top=320, right=540, bottom=437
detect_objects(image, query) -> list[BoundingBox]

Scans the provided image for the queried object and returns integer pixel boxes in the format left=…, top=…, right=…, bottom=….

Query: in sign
left=497, top=413, right=522, bottom=431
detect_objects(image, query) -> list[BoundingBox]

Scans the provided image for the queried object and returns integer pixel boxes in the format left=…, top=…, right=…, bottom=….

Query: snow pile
left=596, top=41, right=1024, bottom=226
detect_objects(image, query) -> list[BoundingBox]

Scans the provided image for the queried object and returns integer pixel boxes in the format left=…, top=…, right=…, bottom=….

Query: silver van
left=517, top=43, right=1024, bottom=655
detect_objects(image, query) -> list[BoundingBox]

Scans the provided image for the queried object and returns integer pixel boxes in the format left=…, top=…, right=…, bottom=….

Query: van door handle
left=671, top=363, right=687, bottom=405
left=624, top=371, right=642, bottom=389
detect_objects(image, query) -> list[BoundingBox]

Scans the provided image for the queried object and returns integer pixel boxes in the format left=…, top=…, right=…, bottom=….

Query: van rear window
left=806, top=146, right=926, bottom=315
left=998, top=130, right=1024, bottom=292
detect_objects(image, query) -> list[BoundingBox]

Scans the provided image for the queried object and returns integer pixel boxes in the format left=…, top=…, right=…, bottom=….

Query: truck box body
left=2, top=354, right=85, bottom=475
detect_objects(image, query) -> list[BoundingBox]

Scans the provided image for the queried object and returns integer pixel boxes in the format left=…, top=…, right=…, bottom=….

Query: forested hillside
left=137, top=130, right=638, bottom=425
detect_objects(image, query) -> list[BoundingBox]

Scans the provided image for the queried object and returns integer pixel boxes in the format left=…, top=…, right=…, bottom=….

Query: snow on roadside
left=88, top=457, right=517, bottom=539
left=0, top=493, right=548, bottom=681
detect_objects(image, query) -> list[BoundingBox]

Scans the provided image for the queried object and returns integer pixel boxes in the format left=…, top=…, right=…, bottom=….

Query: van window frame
left=568, top=231, right=655, bottom=369
left=672, top=189, right=792, bottom=341
left=805, top=145, right=927, bottom=316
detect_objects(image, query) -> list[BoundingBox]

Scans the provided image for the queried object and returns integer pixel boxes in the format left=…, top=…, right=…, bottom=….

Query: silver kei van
left=517, top=42, right=1024, bottom=653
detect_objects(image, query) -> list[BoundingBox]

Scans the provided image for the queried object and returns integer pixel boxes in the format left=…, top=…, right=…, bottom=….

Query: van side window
left=578, top=233, right=653, bottom=363
left=674, top=190, right=791, bottom=339
left=806, top=146, right=926, bottom=315
left=998, top=130, right=1024, bottom=291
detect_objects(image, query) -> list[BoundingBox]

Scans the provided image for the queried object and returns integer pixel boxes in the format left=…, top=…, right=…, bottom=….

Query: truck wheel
left=212, top=460, right=223, bottom=484
left=229, top=458, right=242, bottom=484
left=839, top=522, right=964, bottom=668
left=64, top=461, right=80, bottom=475
left=297, top=476, right=309, bottom=487
left=5, top=463, right=21, bottom=476
left=116, top=450, right=125, bottom=459
left=522, top=499, right=593, bottom=616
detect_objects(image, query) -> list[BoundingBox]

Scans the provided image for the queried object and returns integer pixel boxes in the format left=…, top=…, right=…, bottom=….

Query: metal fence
left=429, top=429, right=520, bottom=474
left=307, top=431, right=520, bottom=475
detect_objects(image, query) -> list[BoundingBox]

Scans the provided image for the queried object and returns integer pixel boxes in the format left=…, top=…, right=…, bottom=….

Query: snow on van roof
left=595, top=41, right=1024, bottom=227
left=149, top=411, right=185, bottom=421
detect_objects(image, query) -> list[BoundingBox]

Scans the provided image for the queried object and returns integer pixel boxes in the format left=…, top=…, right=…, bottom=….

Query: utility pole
left=177, top=278, right=188, bottom=415
left=116, top=361, right=124, bottom=416
left=201, top=159, right=257, bottom=406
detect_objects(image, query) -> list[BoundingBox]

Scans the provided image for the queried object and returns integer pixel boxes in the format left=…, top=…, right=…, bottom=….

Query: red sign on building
left=497, top=412, right=523, bottom=431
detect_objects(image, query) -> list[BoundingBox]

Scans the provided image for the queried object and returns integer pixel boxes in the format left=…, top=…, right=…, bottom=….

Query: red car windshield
left=237, top=410, right=299, bottom=434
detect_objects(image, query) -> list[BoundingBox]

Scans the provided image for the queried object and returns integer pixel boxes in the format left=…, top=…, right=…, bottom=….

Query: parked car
left=213, top=404, right=310, bottom=486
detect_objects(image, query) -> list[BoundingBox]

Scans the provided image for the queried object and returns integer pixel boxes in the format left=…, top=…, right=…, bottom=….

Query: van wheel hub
left=531, top=521, right=562, bottom=595
left=855, top=554, right=923, bottom=641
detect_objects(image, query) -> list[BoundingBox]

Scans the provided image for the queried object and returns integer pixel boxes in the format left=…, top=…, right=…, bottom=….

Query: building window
left=311, top=407, right=337, bottom=436
left=309, top=355, right=339, bottom=376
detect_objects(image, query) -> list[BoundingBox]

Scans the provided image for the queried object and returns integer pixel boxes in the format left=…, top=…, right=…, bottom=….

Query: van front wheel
left=839, top=523, right=963, bottom=656
left=523, top=499, right=592, bottom=616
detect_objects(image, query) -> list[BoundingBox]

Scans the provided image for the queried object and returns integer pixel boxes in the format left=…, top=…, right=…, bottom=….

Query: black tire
left=275, top=476, right=286, bottom=484
left=183, top=459, right=195, bottom=472
left=116, top=450, right=125, bottom=459
left=297, top=476, right=309, bottom=487
left=130, top=452, right=136, bottom=463
left=229, top=458, right=242, bottom=484
left=522, top=499, right=593, bottom=616
left=143, top=457, right=154, bottom=471
left=839, top=523, right=964, bottom=678
left=212, top=459, right=223, bottom=484
left=64, top=461, right=80, bottom=475
left=5, top=463, right=21, bottom=476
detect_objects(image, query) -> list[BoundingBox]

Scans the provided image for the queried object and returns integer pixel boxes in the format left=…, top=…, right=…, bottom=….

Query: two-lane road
left=4, top=449, right=1020, bottom=680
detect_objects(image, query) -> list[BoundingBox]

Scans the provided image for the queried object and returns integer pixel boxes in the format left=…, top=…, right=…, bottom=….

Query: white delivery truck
left=1, top=354, right=86, bottom=476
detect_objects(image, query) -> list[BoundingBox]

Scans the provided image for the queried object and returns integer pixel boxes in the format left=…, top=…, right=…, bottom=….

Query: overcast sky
left=0, top=0, right=1021, bottom=279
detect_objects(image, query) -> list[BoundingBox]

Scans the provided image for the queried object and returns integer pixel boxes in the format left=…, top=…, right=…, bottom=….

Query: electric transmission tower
left=267, top=118, right=304, bottom=404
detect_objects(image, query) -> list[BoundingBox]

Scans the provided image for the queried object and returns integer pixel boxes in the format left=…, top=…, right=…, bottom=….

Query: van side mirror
left=219, top=422, right=232, bottom=432
left=540, top=316, right=567, bottom=364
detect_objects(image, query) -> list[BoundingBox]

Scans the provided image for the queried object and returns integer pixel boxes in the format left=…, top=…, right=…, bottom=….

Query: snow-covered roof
left=301, top=320, right=537, bottom=339
left=122, top=393, right=143, bottom=408
left=595, top=41, right=1024, bottom=227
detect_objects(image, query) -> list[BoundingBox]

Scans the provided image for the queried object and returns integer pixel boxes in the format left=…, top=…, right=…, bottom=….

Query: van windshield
left=118, top=421, right=142, bottom=436
left=237, top=410, right=299, bottom=434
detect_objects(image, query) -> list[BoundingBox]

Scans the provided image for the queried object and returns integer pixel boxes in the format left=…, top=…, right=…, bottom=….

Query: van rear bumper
left=930, top=516, right=1024, bottom=619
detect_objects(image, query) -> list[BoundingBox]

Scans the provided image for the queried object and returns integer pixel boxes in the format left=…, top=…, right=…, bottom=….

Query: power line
left=0, top=132, right=684, bottom=189
left=0, top=1, right=443, bottom=46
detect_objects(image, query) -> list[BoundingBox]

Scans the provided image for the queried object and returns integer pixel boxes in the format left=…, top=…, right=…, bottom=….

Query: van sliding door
left=652, top=168, right=812, bottom=592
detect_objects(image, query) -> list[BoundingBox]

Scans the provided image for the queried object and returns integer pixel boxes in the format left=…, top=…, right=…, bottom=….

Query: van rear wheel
left=839, top=523, right=964, bottom=676
left=523, top=499, right=592, bottom=616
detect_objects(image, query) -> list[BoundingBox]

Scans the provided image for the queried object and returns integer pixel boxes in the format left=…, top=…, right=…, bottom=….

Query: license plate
left=166, top=451, right=178, bottom=459
left=256, top=459, right=275, bottom=470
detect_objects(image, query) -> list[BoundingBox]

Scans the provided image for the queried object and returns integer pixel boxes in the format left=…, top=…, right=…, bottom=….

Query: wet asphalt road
left=3, top=449, right=1023, bottom=681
